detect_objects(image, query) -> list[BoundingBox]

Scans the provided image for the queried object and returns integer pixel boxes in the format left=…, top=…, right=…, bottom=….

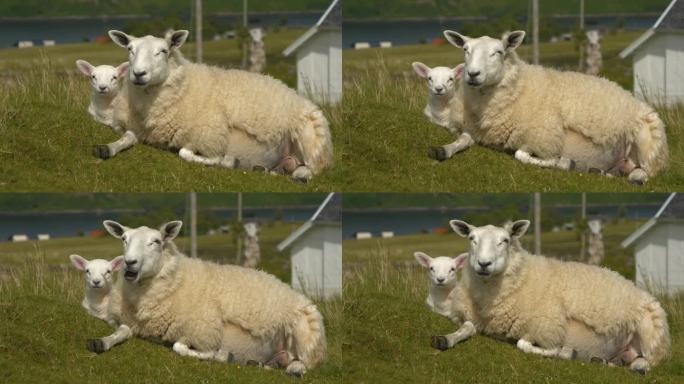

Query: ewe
left=435, top=30, right=668, bottom=184
left=445, top=219, right=670, bottom=373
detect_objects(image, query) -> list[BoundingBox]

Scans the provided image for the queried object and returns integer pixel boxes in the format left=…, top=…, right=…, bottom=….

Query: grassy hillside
left=340, top=31, right=684, bottom=191
left=0, top=224, right=344, bottom=383
left=0, top=1, right=329, bottom=18
left=342, top=226, right=684, bottom=383
left=0, top=28, right=346, bottom=191
left=344, top=0, right=671, bottom=20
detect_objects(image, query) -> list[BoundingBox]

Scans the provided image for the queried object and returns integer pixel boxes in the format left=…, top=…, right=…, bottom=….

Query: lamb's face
left=412, top=62, right=464, bottom=97
left=69, top=254, right=124, bottom=289
left=244, top=222, right=259, bottom=238
left=414, top=252, right=467, bottom=286
left=75, top=60, right=129, bottom=95
left=450, top=220, right=530, bottom=278
left=108, top=30, right=189, bottom=88
left=443, top=30, right=525, bottom=88
left=103, top=220, right=182, bottom=283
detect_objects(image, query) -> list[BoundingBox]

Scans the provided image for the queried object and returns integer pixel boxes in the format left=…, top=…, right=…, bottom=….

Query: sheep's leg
left=431, top=321, right=476, bottom=350
left=86, top=324, right=132, bottom=353
left=94, top=131, right=137, bottom=159
left=178, top=148, right=239, bottom=169
left=429, top=132, right=474, bottom=161
left=514, top=149, right=576, bottom=171
left=172, top=341, right=227, bottom=361
left=516, top=339, right=561, bottom=358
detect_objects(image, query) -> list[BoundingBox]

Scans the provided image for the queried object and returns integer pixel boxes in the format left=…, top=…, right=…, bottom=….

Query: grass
left=0, top=28, right=345, bottom=191
left=340, top=30, right=684, bottom=191
left=342, top=224, right=684, bottom=383
left=0, top=222, right=344, bottom=383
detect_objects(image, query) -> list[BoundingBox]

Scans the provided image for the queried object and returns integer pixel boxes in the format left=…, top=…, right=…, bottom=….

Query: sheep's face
left=415, top=252, right=467, bottom=286
left=450, top=220, right=530, bottom=278
left=76, top=60, right=129, bottom=95
left=244, top=222, right=259, bottom=238
left=70, top=254, right=124, bottom=289
left=443, top=30, right=525, bottom=88
left=412, top=62, right=464, bottom=97
left=103, top=220, right=182, bottom=283
left=108, top=30, right=189, bottom=88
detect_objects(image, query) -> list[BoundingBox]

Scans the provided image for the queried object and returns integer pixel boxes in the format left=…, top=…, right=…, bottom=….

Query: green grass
left=0, top=222, right=343, bottom=383
left=342, top=226, right=684, bottom=383
left=340, top=31, right=684, bottom=191
left=0, top=28, right=345, bottom=191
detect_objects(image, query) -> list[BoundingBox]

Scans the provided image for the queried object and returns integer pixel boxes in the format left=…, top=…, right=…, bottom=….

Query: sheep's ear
left=449, top=220, right=473, bottom=237
left=110, top=255, right=124, bottom=271
left=69, top=254, right=89, bottom=271
left=503, top=30, right=525, bottom=51
left=116, top=62, right=129, bottom=77
left=76, top=60, right=94, bottom=76
left=103, top=220, right=128, bottom=239
left=453, top=63, right=465, bottom=79
left=414, top=252, right=432, bottom=268
left=507, top=220, right=530, bottom=238
left=411, top=62, right=430, bottom=78
left=444, top=31, right=469, bottom=48
left=453, top=253, right=468, bottom=269
left=166, top=30, right=189, bottom=50
left=160, top=221, right=183, bottom=241
left=108, top=30, right=133, bottom=48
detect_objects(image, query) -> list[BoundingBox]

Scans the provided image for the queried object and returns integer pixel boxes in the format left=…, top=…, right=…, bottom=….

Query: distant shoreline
left=344, top=12, right=659, bottom=23
left=0, top=205, right=319, bottom=215
left=0, top=10, right=324, bottom=22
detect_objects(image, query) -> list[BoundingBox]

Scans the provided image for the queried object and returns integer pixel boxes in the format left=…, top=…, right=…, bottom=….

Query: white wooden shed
left=277, top=192, right=342, bottom=300
left=622, top=193, right=684, bottom=295
left=619, top=0, right=684, bottom=106
left=282, top=0, right=342, bottom=105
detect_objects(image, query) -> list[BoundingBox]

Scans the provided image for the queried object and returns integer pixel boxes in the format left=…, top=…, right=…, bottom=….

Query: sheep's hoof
left=630, top=357, right=649, bottom=375
left=568, top=160, right=576, bottom=171
left=93, top=145, right=112, bottom=159
left=588, top=168, right=604, bottom=175
left=292, top=166, right=312, bottom=183
left=246, top=360, right=263, bottom=367
left=285, top=360, right=306, bottom=377
left=226, top=352, right=235, bottom=363
left=252, top=165, right=267, bottom=173
left=428, top=146, right=448, bottom=161
left=590, top=356, right=607, bottom=364
left=86, top=338, right=106, bottom=353
left=431, top=335, right=449, bottom=351
left=628, top=168, right=648, bottom=185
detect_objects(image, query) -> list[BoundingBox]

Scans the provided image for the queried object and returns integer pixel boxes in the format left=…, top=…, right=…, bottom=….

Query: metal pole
left=195, top=0, right=203, bottom=63
left=579, top=0, right=585, bottom=70
left=580, top=193, right=587, bottom=261
left=190, top=192, right=197, bottom=258
left=241, top=0, right=249, bottom=69
left=532, top=0, right=539, bottom=65
left=534, top=192, right=541, bottom=254
left=236, top=192, right=243, bottom=263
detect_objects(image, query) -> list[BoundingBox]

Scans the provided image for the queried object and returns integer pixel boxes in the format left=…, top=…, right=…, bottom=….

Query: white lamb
left=97, top=30, right=333, bottom=182
left=69, top=254, right=132, bottom=352
left=75, top=60, right=129, bottom=132
left=447, top=219, right=670, bottom=373
left=411, top=62, right=464, bottom=133
left=92, top=220, right=326, bottom=376
left=437, top=30, right=668, bottom=184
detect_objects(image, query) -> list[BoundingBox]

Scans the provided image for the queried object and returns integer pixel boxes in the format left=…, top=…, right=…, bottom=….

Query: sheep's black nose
left=99, top=86, right=107, bottom=91
left=133, top=71, right=147, bottom=78
left=437, top=278, right=445, bottom=283
left=478, top=261, right=492, bottom=268
left=125, top=259, right=137, bottom=266
left=468, top=71, right=480, bottom=78
left=435, top=86, right=443, bottom=92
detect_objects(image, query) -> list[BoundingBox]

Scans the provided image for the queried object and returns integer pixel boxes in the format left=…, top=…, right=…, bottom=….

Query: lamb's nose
left=133, top=70, right=147, bottom=78
left=437, top=278, right=445, bottom=283
left=435, top=86, right=443, bottom=93
left=99, top=86, right=107, bottom=91
left=468, top=71, right=480, bottom=78
left=478, top=261, right=492, bottom=269
left=92, top=279, right=101, bottom=285
left=125, top=259, right=137, bottom=266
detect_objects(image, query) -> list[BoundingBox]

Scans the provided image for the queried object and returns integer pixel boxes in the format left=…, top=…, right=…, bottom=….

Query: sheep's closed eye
left=430, top=266, right=434, bottom=271
left=428, top=76, right=432, bottom=81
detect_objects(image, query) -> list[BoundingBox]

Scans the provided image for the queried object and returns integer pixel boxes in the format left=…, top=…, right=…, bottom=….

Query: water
left=0, top=207, right=316, bottom=241
left=343, top=15, right=657, bottom=47
left=0, top=13, right=319, bottom=48
left=342, top=204, right=660, bottom=238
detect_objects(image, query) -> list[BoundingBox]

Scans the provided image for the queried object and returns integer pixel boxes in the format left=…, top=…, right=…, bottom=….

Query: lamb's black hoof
left=590, top=356, right=607, bottom=364
left=634, top=368, right=646, bottom=375
left=571, top=349, right=578, bottom=360
left=252, top=165, right=267, bottom=172
left=628, top=178, right=645, bottom=186
left=431, top=335, right=449, bottom=351
left=86, top=338, right=106, bottom=353
left=428, top=146, right=448, bottom=161
left=93, top=145, right=111, bottom=159
left=588, top=168, right=604, bottom=175
left=568, top=160, right=577, bottom=171
left=227, top=352, right=235, bottom=363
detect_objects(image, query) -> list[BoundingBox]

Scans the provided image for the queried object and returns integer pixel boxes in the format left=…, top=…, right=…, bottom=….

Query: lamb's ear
left=116, top=62, right=129, bottom=77
left=507, top=220, right=530, bottom=238
left=444, top=30, right=469, bottom=48
left=110, top=255, right=124, bottom=271
left=414, top=252, right=432, bottom=268
left=103, top=220, right=128, bottom=239
left=453, top=253, right=468, bottom=270
left=449, top=220, right=474, bottom=237
left=160, top=221, right=183, bottom=241
left=411, top=62, right=430, bottom=78
left=502, top=30, right=525, bottom=51
left=108, top=30, right=133, bottom=48
left=69, top=254, right=89, bottom=271
left=453, top=63, right=465, bottom=79
left=75, top=60, right=94, bottom=76
left=166, top=30, right=189, bottom=50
